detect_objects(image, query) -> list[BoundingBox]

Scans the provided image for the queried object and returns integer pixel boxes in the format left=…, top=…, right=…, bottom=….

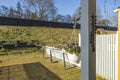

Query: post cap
left=118, top=7, right=120, bottom=9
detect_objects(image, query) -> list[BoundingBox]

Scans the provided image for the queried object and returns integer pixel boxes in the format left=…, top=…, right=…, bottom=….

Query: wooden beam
left=81, top=0, right=96, bottom=80
left=118, top=7, right=120, bottom=80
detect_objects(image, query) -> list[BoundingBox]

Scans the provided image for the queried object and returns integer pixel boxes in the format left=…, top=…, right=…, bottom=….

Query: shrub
left=2, top=43, right=16, bottom=49
left=16, top=41, right=28, bottom=48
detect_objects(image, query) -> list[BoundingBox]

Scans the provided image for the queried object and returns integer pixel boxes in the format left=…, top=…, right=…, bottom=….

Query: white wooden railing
left=79, top=33, right=118, bottom=80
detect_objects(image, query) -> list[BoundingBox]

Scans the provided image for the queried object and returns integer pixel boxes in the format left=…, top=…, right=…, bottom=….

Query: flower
left=64, top=43, right=81, bottom=54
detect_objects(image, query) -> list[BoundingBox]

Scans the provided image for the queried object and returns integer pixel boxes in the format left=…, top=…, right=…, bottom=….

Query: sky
left=0, top=0, right=120, bottom=16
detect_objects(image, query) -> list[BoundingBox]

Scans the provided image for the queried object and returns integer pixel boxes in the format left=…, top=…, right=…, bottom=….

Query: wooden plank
left=118, top=7, right=120, bottom=80
left=81, top=0, right=96, bottom=80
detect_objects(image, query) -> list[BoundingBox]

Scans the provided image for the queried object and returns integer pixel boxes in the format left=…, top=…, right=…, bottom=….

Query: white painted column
left=81, top=0, right=96, bottom=80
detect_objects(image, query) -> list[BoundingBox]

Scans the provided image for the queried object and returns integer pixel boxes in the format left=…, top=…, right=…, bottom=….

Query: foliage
left=23, top=0, right=57, bottom=21
left=97, top=19, right=112, bottom=26
left=2, top=42, right=16, bottom=49
left=0, top=26, right=80, bottom=47
left=16, top=1, right=23, bottom=18
left=73, top=7, right=81, bottom=24
left=0, top=0, right=73, bottom=23
left=64, top=43, right=81, bottom=54
left=0, top=25, right=80, bottom=54
left=8, top=7, right=16, bottom=18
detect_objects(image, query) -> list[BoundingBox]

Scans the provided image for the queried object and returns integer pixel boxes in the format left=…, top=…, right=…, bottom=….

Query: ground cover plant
left=0, top=25, right=80, bottom=54
left=0, top=52, right=107, bottom=80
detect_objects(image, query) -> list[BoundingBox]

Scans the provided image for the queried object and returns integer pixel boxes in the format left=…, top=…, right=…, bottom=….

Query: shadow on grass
left=0, top=62, right=61, bottom=80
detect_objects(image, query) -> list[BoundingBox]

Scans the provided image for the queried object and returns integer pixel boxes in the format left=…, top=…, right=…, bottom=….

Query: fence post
left=118, top=7, right=120, bottom=80
left=81, top=0, right=96, bottom=80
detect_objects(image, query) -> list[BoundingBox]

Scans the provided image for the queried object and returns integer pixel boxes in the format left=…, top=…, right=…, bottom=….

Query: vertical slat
left=102, top=35, right=104, bottom=77
left=96, top=35, right=98, bottom=73
left=97, top=35, right=100, bottom=74
left=96, top=35, right=100, bottom=74
left=111, top=34, right=113, bottom=80
left=109, top=35, right=111, bottom=79
left=95, top=34, right=117, bottom=80
left=106, top=35, right=109, bottom=78
left=108, top=35, right=110, bottom=79
left=98, top=35, right=100, bottom=74
left=110, top=34, right=112, bottom=79
left=103, top=34, right=105, bottom=77
left=116, top=32, right=118, bottom=80
left=114, top=34, right=116, bottom=80
left=100, top=35, right=101, bottom=76
left=101, top=35, right=103, bottom=77
left=113, top=34, right=115, bottom=80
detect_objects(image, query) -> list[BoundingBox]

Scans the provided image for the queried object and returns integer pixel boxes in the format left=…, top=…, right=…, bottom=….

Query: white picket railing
left=79, top=33, right=118, bottom=80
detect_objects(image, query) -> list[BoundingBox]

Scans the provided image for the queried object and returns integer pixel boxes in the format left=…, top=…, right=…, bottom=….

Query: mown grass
left=0, top=25, right=116, bottom=48
left=0, top=53, right=107, bottom=80
left=0, top=25, right=80, bottom=55
left=0, top=47, right=41, bottom=55
left=0, top=25, right=80, bottom=48
left=0, top=25, right=111, bottom=80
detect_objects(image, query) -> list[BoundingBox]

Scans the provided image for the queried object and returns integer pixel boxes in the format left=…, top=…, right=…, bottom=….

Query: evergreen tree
left=16, top=1, right=23, bottom=18
left=8, top=7, right=15, bottom=17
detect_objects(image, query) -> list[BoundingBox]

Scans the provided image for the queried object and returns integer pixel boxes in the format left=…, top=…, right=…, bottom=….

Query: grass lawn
left=0, top=53, right=107, bottom=80
left=0, top=25, right=111, bottom=80
left=0, top=25, right=80, bottom=49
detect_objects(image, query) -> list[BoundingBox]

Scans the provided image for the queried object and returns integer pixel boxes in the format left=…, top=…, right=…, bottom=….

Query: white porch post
left=81, top=0, right=96, bottom=80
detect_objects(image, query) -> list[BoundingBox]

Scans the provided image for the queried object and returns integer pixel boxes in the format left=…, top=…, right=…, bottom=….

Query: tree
left=96, top=6, right=103, bottom=22
left=111, top=13, right=118, bottom=26
left=97, top=19, right=112, bottom=26
left=23, top=8, right=32, bottom=19
left=23, top=0, right=57, bottom=21
left=55, top=14, right=65, bottom=22
left=48, top=6, right=57, bottom=21
left=55, top=14, right=73, bottom=23
left=64, top=15, right=73, bottom=23
left=72, top=7, right=81, bottom=24
left=0, top=5, right=9, bottom=17
left=16, top=1, right=23, bottom=18
left=30, top=12, right=38, bottom=20
left=8, top=7, right=15, bottom=18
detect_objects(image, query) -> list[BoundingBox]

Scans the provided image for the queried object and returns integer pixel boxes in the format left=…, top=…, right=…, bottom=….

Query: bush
left=2, top=43, right=16, bottom=49
left=0, top=45, right=2, bottom=49
left=16, top=41, right=28, bottom=48
left=0, top=41, right=7, bottom=45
